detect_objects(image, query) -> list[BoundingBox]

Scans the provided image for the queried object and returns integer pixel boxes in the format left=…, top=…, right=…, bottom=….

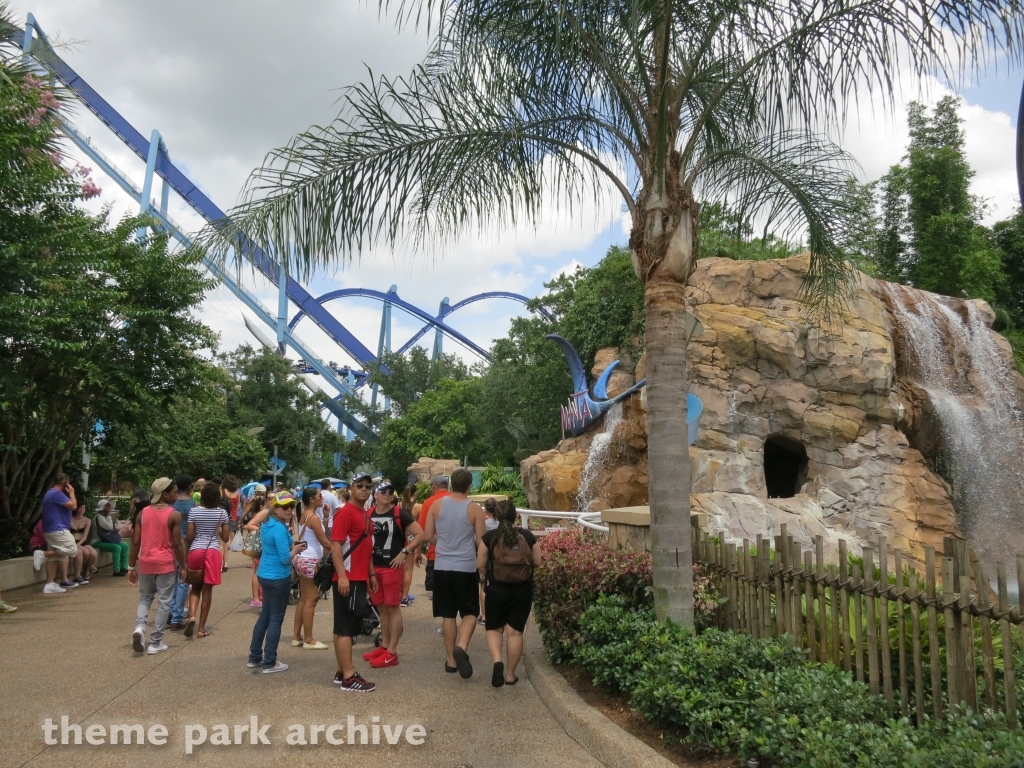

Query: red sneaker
left=370, top=651, right=399, bottom=668
left=362, top=646, right=387, bottom=661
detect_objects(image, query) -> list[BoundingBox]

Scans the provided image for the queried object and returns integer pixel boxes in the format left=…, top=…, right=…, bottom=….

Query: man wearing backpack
left=362, top=481, right=426, bottom=669
left=477, top=500, right=542, bottom=688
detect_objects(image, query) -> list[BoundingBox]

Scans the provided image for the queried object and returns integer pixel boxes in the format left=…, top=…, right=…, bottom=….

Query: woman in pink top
left=127, top=478, right=186, bottom=655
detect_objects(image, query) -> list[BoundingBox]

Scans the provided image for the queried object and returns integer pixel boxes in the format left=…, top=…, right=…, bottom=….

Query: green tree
left=365, top=347, right=469, bottom=416
left=221, top=345, right=343, bottom=482
left=374, top=377, right=486, bottom=482
left=697, top=202, right=801, bottom=263
left=218, top=0, right=1022, bottom=628
left=476, top=245, right=645, bottom=462
left=91, top=363, right=268, bottom=486
left=541, top=245, right=645, bottom=368
left=875, top=97, right=1004, bottom=302
left=991, top=210, right=1024, bottom=372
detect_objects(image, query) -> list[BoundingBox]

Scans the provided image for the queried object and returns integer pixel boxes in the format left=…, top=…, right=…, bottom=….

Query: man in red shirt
left=416, top=475, right=449, bottom=594
left=330, top=473, right=377, bottom=692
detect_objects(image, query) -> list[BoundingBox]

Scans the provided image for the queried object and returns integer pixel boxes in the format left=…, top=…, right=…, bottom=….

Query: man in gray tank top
left=421, top=468, right=486, bottom=679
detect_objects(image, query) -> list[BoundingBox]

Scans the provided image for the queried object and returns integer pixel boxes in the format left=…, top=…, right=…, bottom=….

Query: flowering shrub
left=533, top=528, right=717, bottom=663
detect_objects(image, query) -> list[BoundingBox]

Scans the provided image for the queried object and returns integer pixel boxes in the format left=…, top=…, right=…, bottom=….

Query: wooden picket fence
left=695, top=523, right=1023, bottom=725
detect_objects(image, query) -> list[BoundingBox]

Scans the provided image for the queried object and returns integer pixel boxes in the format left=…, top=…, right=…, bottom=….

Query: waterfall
left=884, top=283, right=1024, bottom=559
left=575, top=402, right=624, bottom=513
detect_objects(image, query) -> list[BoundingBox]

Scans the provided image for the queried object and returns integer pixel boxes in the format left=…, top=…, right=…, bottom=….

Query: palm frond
left=207, top=61, right=633, bottom=276
left=691, top=130, right=858, bottom=321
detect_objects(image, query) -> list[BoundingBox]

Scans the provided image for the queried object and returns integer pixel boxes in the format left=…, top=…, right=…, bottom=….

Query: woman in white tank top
left=291, top=487, right=332, bottom=650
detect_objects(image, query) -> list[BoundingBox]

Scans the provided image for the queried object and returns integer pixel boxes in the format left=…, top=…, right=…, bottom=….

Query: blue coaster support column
left=137, top=129, right=162, bottom=241
left=370, top=285, right=396, bottom=411
left=432, top=297, right=449, bottom=361
left=276, top=255, right=289, bottom=356
left=345, top=368, right=356, bottom=440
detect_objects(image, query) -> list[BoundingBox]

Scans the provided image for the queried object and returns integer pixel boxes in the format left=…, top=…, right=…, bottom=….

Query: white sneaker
left=42, top=582, right=65, bottom=594
left=33, top=550, right=45, bottom=570
left=262, top=661, right=288, bottom=674
left=133, top=630, right=145, bottom=653
left=147, top=643, right=169, bottom=655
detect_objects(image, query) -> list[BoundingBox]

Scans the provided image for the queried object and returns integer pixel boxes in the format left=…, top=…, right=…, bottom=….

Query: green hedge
left=570, top=597, right=1024, bottom=767
left=533, top=529, right=718, bottom=664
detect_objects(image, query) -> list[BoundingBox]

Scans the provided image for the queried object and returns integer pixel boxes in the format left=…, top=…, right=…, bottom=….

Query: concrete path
left=0, top=553, right=602, bottom=768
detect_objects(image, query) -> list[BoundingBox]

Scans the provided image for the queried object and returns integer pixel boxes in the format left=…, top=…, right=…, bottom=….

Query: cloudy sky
left=18, top=1, right=1022, bottom=390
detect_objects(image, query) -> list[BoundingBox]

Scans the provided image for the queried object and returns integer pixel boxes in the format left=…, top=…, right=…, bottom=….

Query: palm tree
left=216, top=0, right=1022, bottom=629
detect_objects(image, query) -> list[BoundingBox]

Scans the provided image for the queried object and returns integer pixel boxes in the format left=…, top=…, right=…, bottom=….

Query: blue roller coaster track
left=15, top=13, right=552, bottom=439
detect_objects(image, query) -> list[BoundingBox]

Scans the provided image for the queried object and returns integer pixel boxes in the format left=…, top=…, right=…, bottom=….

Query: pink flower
left=80, top=180, right=101, bottom=199
left=26, top=106, right=46, bottom=127
left=38, top=91, right=58, bottom=109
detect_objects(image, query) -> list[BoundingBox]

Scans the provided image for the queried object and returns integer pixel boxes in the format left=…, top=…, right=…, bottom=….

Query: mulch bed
left=554, top=664, right=738, bottom=768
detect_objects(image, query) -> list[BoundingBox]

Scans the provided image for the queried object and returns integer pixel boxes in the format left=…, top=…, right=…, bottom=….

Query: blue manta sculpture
left=546, top=334, right=703, bottom=443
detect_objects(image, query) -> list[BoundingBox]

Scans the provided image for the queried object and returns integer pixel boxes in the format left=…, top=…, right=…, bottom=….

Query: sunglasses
left=377, top=488, right=395, bottom=495
left=353, top=482, right=373, bottom=490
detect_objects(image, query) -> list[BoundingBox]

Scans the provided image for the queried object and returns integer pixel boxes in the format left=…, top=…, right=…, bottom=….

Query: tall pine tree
left=876, top=96, right=1003, bottom=301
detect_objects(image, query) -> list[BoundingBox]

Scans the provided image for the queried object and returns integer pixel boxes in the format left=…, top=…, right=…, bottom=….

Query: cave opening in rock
left=763, top=435, right=808, bottom=498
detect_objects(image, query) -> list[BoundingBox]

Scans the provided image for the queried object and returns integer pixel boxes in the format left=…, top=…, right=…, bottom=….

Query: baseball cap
left=351, top=472, right=372, bottom=486
left=271, top=491, right=296, bottom=507
left=430, top=475, right=449, bottom=488
left=376, top=481, right=395, bottom=494
left=254, top=483, right=267, bottom=493
left=150, top=477, right=173, bottom=498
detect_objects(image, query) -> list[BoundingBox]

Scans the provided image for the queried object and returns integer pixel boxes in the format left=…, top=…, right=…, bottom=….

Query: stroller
left=310, top=555, right=382, bottom=647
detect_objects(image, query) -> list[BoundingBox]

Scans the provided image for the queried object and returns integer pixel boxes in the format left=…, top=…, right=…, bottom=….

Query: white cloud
left=838, top=75, right=1019, bottom=223
left=551, top=259, right=585, bottom=281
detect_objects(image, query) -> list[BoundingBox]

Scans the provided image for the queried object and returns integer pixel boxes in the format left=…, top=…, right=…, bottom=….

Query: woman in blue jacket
left=248, top=492, right=304, bottom=673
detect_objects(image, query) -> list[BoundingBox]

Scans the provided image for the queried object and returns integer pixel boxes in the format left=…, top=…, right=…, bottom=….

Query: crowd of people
left=19, top=467, right=542, bottom=693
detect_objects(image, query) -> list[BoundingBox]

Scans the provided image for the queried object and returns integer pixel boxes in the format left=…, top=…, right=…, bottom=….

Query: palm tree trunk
left=634, top=173, right=697, bottom=628
left=644, top=275, right=694, bottom=628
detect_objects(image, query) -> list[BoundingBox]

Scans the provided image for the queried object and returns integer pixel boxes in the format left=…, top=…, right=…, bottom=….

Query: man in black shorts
left=421, top=468, right=486, bottom=679
left=330, top=474, right=376, bottom=692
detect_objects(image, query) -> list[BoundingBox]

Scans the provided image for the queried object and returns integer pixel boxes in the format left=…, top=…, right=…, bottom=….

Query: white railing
left=515, top=508, right=609, bottom=534
left=577, top=511, right=609, bottom=532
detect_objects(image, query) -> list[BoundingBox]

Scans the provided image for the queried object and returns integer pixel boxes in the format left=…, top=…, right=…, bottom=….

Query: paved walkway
left=0, top=553, right=602, bottom=768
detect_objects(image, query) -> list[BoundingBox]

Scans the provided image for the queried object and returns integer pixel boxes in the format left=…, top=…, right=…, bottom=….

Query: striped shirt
left=188, top=506, right=228, bottom=552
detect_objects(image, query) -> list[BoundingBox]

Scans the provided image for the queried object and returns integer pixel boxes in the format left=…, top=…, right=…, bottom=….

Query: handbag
left=96, top=515, right=121, bottom=544
left=291, top=514, right=313, bottom=575
left=241, top=528, right=262, bottom=558
left=314, top=552, right=336, bottom=592
left=185, top=567, right=204, bottom=587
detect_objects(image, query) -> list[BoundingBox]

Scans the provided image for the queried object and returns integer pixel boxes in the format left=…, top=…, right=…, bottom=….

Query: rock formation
left=521, top=255, right=1024, bottom=563
left=407, top=457, right=463, bottom=484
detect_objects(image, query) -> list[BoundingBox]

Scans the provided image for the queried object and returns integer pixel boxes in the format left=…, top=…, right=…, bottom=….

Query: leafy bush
left=533, top=529, right=654, bottom=663
left=533, top=529, right=717, bottom=663
left=568, top=598, right=1024, bottom=766
left=476, top=463, right=529, bottom=507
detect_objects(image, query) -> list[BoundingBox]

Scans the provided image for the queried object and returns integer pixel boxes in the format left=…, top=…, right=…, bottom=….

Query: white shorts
left=44, top=529, right=78, bottom=557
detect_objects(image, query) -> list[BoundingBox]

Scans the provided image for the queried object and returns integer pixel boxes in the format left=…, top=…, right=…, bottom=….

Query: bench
left=0, top=550, right=115, bottom=592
